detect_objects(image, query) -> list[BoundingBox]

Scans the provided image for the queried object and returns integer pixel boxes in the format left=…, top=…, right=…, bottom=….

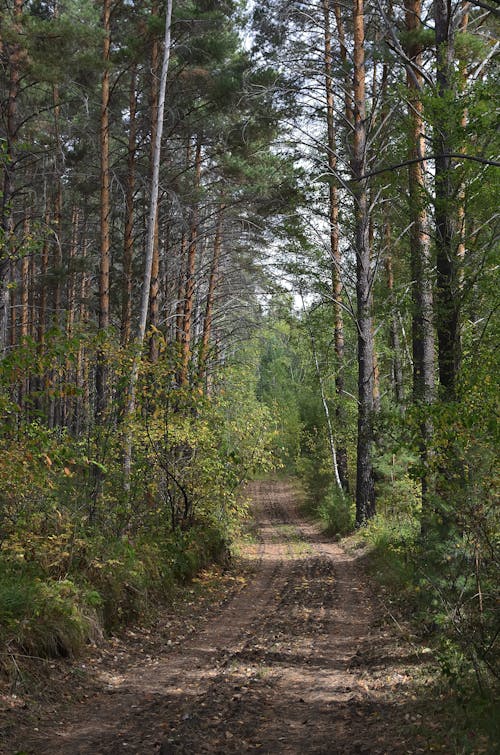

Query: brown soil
left=2, top=480, right=442, bottom=754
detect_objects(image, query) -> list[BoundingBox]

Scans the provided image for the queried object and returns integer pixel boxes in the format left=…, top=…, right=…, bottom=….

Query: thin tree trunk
left=28, top=233, right=35, bottom=340
left=311, top=333, right=343, bottom=495
left=380, top=40, right=404, bottom=405
left=64, top=207, right=79, bottom=427
left=405, top=0, right=436, bottom=406
left=121, top=66, right=137, bottom=347
left=434, top=0, right=459, bottom=399
left=19, top=214, right=29, bottom=410
left=124, top=0, right=173, bottom=488
left=52, top=82, right=63, bottom=329
left=175, top=230, right=188, bottom=345
left=352, top=0, right=375, bottom=525
left=0, top=0, right=22, bottom=353
left=9, top=256, right=17, bottom=349
left=179, top=137, right=202, bottom=386
left=20, top=216, right=29, bottom=341
left=149, top=3, right=161, bottom=362
left=323, top=0, right=349, bottom=490
left=301, top=294, right=343, bottom=493
left=369, top=55, right=381, bottom=416
left=384, top=225, right=404, bottom=403
left=457, top=5, right=469, bottom=278
left=67, top=207, right=79, bottom=338
left=405, top=0, right=436, bottom=527
left=76, top=234, right=89, bottom=435
left=38, top=203, right=50, bottom=345
left=333, top=0, right=354, bottom=125
left=96, top=0, right=112, bottom=423
left=198, top=204, right=225, bottom=382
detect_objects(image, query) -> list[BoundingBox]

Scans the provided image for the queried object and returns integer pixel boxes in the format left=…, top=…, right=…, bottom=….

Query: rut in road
left=12, top=479, right=429, bottom=755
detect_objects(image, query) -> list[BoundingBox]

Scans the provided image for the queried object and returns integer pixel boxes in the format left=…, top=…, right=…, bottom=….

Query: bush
left=316, top=485, right=354, bottom=536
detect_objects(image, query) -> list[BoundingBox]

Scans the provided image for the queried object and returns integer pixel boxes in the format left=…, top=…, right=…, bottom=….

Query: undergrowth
left=0, top=356, right=275, bottom=682
left=355, top=500, right=499, bottom=754
left=0, top=521, right=229, bottom=680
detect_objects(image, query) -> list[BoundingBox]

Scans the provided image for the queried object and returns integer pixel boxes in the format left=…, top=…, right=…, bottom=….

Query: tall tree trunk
left=52, top=82, right=63, bottom=330
left=149, top=2, right=161, bottom=362
left=0, top=0, right=22, bottom=353
left=405, top=0, right=436, bottom=526
left=434, top=0, right=459, bottom=399
left=456, top=5, right=469, bottom=278
left=38, top=202, right=50, bottom=345
left=352, top=0, right=375, bottom=525
left=198, top=204, right=224, bottom=383
left=179, top=137, right=202, bottom=386
left=9, top=256, right=17, bottom=349
left=124, top=0, right=173, bottom=488
left=64, top=207, right=79, bottom=427
left=19, top=215, right=30, bottom=412
left=76, top=234, right=89, bottom=435
left=404, top=1, right=436, bottom=399
left=121, top=67, right=137, bottom=347
left=175, top=230, right=188, bottom=345
left=384, top=225, right=404, bottom=404
left=323, top=0, right=349, bottom=491
left=333, top=0, right=353, bottom=125
left=379, top=41, right=403, bottom=405
left=20, top=216, right=29, bottom=341
left=96, top=0, right=112, bottom=423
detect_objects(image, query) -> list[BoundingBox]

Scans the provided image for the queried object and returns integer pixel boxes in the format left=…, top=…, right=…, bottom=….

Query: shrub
left=316, top=485, right=354, bottom=536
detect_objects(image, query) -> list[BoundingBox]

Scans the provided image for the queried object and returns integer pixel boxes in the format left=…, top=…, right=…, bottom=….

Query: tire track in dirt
left=5, top=480, right=432, bottom=754
left=12, top=481, right=307, bottom=754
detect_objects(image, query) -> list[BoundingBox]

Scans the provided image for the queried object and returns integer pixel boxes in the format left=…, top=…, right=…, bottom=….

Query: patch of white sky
left=235, top=1, right=341, bottom=311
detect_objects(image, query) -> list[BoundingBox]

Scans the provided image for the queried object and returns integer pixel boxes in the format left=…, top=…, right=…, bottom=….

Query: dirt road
left=3, top=480, right=434, bottom=754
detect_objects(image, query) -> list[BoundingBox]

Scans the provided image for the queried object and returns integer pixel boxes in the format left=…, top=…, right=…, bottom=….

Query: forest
left=0, top=0, right=498, bottom=752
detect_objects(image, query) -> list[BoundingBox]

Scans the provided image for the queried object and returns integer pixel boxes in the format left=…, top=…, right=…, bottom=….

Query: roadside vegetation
left=0, top=340, right=275, bottom=678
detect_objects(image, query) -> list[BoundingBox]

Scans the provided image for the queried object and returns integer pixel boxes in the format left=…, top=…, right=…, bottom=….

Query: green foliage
left=0, top=567, right=100, bottom=664
left=316, top=486, right=354, bottom=537
left=0, top=328, right=279, bottom=674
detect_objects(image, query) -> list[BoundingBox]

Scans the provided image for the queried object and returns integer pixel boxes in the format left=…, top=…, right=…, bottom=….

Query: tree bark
left=456, top=5, right=469, bottom=277
left=198, top=204, right=224, bottom=383
left=20, top=216, right=29, bottom=341
left=434, top=0, right=460, bottom=399
left=121, top=67, right=137, bottom=347
left=384, top=225, right=404, bottom=404
left=96, top=0, right=112, bottom=422
left=124, top=0, right=173, bottom=488
left=149, top=2, right=161, bottom=363
left=38, top=202, right=50, bottom=345
left=0, top=0, right=23, bottom=353
left=405, top=0, right=436, bottom=526
left=179, top=137, right=202, bottom=386
left=405, top=0, right=435, bottom=406
left=333, top=0, right=354, bottom=125
left=323, top=0, right=349, bottom=491
left=352, top=0, right=375, bottom=525
left=52, top=81, right=63, bottom=330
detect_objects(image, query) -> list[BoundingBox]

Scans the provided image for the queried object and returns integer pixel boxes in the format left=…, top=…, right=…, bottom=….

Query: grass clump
left=0, top=568, right=100, bottom=665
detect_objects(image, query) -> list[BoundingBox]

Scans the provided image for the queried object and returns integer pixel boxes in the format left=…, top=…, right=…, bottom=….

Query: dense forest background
left=0, top=0, right=498, bottom=736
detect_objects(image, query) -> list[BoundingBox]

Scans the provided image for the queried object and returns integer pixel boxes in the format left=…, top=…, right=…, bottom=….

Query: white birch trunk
left=124, top=0, right=173, bottom=488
